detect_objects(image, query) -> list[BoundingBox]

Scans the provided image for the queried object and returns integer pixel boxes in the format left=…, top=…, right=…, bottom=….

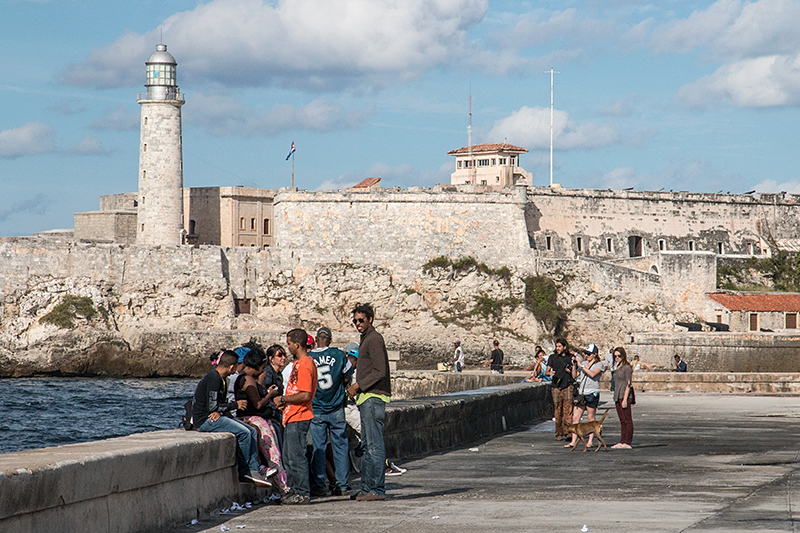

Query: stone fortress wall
left=4, top=184, right=800, bottom=375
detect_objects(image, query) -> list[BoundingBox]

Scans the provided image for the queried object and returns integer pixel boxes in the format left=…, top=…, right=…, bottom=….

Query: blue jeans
left=282, top=420, right=311, bottom=497
left=198, top=415, right=259, bottom=477
left=358, top=396, right=387, bottom=496
left=311, top=408, right=350, bottom=491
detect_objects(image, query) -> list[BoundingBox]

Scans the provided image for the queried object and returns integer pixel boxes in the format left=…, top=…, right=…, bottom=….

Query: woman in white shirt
left=565, top=348, right=605, bottom=449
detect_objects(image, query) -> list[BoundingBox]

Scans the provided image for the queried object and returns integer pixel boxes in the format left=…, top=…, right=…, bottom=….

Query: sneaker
left=387, top=461, right=406, bottom=475
left=243, top=471, right=272, bottom=488
left=259, top=465, right=278, bottom=478
left=356, top=492, right=386, bottom=501
left=350, top=491, right=364, bottom=500
left=331, top=487, right=344, bottom=496
left=282, top=493, right=310, bottom=505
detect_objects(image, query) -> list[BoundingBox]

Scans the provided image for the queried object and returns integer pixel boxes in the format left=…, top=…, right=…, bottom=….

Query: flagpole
left=291, top=151, right=295, bottom=188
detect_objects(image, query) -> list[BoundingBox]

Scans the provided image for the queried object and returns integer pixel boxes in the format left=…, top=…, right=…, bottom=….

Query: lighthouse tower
left=137, top=44, right=185, bottom=245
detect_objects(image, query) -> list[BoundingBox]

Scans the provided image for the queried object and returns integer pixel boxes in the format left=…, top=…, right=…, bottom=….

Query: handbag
left=628, top=386, right=636, bottom=405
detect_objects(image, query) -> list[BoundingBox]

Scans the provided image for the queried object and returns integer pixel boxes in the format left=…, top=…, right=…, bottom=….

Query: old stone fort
left=3, top=44, right=800, bottom=375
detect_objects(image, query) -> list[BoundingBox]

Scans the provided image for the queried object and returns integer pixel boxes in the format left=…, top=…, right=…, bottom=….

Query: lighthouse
left=137, top=44, right=185, bottom=245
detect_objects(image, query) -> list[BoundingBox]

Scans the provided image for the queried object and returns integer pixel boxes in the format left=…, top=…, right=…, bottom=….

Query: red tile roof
left=708, top=292, right=800, bottom=312
left=352, top=177, right=381, bottom=189
left=447, top=142, right=528, bottom=156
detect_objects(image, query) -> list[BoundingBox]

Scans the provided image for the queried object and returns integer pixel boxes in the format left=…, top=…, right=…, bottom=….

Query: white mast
left=468, top=87, right=475, bottom=184
left=545, top=67, right=560, bottom=187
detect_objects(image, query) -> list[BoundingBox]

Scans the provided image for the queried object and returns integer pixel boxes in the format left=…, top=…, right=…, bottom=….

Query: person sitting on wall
left=235, top=349, right=289, bottom=497
left=523, top=350, right=547, bottom=383
left=633, top=355, right=651, bottom=372
left=674, top=354, right=688, bottom=372
left=192, top=350, right=272, bottom=487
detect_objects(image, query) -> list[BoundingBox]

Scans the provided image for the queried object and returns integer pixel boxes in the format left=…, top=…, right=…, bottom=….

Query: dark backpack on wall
left=181, top=399, right=194, bottom=430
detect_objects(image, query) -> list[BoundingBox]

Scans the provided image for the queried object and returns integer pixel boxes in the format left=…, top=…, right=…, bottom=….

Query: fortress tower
left=137, top=44, right=185, bottom=245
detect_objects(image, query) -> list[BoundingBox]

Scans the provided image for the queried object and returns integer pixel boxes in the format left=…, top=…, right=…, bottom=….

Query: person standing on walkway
left=486, top=339, right=504, bottom=374
left=309, top=326, right=354, bottom=497
left=611, top=346, right=634, bottom=449
left=565, top=344, right=604, bottom=449
left=280, top=329, right=318, bottom=504
left=546, top=338, right=575, bottom=441
left=346, top=303, right=391, bottom=501
left=451, top=340, right=464, bottom=372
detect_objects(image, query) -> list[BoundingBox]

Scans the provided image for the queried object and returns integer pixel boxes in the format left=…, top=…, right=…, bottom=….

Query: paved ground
left=181, top=393, right=800, bottom=533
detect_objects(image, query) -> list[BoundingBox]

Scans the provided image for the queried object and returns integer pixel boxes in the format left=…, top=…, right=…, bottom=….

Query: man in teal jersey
left=309, top=326, right=354, bottom=497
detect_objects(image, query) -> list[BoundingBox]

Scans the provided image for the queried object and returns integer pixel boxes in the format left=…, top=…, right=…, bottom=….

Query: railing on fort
left=137, top=92, right=185, bottom=102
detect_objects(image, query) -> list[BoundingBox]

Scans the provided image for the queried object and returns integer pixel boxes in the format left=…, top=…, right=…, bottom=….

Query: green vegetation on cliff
left=718, top=252, right=800, bottom=292
left=41, top=295, right=101, bottom=329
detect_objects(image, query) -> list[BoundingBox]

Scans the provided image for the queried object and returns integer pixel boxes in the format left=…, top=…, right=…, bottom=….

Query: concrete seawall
left=1, top=381, right=552, bottom=533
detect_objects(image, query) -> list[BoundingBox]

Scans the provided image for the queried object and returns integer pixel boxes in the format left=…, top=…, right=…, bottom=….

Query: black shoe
left=331, top=487, right=343, bottom=496
left=310, top=488, right=330, bottom=497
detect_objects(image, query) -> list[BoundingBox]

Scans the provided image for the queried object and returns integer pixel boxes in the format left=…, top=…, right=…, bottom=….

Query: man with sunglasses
left=346, top=303, right=391, bottom=501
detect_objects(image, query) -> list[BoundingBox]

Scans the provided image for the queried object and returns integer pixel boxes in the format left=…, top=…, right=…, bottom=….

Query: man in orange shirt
left=279, top=328, right=318, bottom=505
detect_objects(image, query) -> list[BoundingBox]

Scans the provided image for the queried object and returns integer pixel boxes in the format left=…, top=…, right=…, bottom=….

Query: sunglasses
left=353, top=317, right=367, bottom=324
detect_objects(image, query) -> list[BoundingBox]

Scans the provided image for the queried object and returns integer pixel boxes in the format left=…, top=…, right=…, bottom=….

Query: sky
left=2, top=0, right=800, bottom=236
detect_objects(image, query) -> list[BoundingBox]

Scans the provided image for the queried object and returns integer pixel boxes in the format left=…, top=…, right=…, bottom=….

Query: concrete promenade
left=187, top=393, right=800, bottom=533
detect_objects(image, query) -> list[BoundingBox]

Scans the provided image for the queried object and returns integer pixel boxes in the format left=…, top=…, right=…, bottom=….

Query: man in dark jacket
left=346, top=302, right=391, bottom=501
left=545, top=338, right=575, bottom=441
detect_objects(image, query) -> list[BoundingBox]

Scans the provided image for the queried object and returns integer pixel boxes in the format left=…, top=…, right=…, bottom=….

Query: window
left=786, top=313, right=797, bottom=329
left=499, top=158, right=507, bottom=165
left=263, top=218, right=270, bottom=235
left=142, top=196, right=145, bottom=204
left=491, top=159, right=496, bottom=166
left=658, top=239, right=666, bottom=251
left=142, top=170, right=146, bottom=179
left=716, top=314, right=723, bottom=323
left=749, top=313, right=758, bottom=331
left=250, top=218, right=256, bottom=231
left=510, top=156, right=516, bottom=166
left=718, top=242, right=725, bottom=254
left=143, top=143, right=147, bottom=152
left=546, top=236, right=552, bottom=251
left=239, top=217, right=245, bottom=230
left=576, top=237, right=582, bottom=252
left=133, top=200, right=138, bottom=207
left=606, top=238, right=613, bottom=253
left=189, top=220, right=196, bottom=234
left=144, top=117, right=148, bottom=126
left=234, top=298, right=251, bottom=315
left=480, top=180, right=487, bottom=185
left=478, top=159, right=490, bottom=167
left=457, top=161, right=462, bottom=169
left=496, top=177, right=500, bottom=182
left=141, top=224, right=144, bottom=231
left=748, top=243, right=754, bottom=255
left=628, top=236, right=643, bottom=257
left=688, top=241, right=695, bottom=251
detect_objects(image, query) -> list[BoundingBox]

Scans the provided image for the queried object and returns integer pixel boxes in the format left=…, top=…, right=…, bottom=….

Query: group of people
left=448, top=339, right=505, bottom=373
left=539, top=339, right=636, bottom=450
left=190, top=302, right=393, bottom=504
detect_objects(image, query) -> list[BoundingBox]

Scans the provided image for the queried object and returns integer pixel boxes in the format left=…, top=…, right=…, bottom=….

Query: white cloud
left=0, top=194, right=48, bottom=223
left=650, top=0, right=741, bottom=54
left=62, top=0, right=490, bottom=91
left=597, top=99, right=632, bottom=117
left=595, top=160, right=745, bottom=193
left=752, top=178, right=800, bottom=194
left=486, top=106, right=618, bottom=151
left=63, top=136, right=111, bottom=156
left=0, top=122, right=55, bottom=159
left=189, top=94, right=375, bottom=136
left=90, top=106, right=139, bottom=131
left=676, top=53, right=800, bottom=108
left=506, top=8, right=617, bottom=48
left=48, top=98, right=86, bottom=116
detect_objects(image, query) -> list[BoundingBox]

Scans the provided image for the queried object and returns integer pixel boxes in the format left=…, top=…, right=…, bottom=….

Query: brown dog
left=565, top=409, right=610, bottom=452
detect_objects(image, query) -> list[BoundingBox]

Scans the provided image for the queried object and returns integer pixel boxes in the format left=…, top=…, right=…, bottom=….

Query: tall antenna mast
left=544, top=67, right=560, bottom=187
left=468, top=86, right=475, bottom=184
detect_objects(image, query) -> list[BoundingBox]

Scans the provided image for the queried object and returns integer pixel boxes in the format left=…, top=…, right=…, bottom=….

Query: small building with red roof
left=447, top=142, right=531, bottom=187
left=707, top=292, right=800, bottom=332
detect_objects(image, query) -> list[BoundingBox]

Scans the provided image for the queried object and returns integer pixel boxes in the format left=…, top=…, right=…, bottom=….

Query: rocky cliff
left=0, top=240, right=702, bottom=377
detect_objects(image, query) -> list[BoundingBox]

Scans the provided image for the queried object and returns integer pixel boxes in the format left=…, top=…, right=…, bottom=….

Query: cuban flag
left=285, top=141, right=296, bottom=160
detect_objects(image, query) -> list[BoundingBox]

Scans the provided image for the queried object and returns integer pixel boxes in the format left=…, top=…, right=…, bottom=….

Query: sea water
left=0, top=377, right=197, bottom=454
